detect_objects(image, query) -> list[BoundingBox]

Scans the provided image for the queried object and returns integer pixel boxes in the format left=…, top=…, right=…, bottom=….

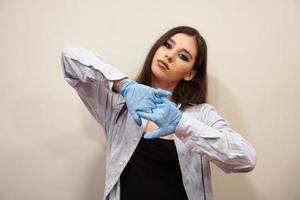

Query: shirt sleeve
left=61, top=46, right=128, bottom=132
left=174, top=103, right=257, bottom=173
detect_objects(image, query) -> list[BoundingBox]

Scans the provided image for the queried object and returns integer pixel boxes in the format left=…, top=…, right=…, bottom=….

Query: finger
left=153, top=94, right=163, bottom=104
left=136, top=111, right=157, bottom=122
left=143, top=128, right=165, bottom=139
left=138, top=106, right=153, bottom=113
left=136, top=107, right=153, bottom=114
left=132, top=113, right=142, bottom=126
left=161, top=97, right=177, bottom=107
left=152, top=128, right=172, bottom=139
left=154, top=103, right=166, bottom=108
left=155, top=88, right=172, bottom=97
left=169, top=101, right=177, bottom=107
left=155, top=97, right=163, bottom=104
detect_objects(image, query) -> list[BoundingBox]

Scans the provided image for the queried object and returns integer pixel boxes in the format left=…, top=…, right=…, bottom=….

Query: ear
left=183, top=70, right=197, bottom=81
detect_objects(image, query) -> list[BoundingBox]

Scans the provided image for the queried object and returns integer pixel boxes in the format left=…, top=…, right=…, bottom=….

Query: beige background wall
left=1, top=0, right=299, bottom=199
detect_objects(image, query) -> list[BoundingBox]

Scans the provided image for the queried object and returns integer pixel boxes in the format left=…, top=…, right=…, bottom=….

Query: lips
left=157, top=60, right=169, bottom=70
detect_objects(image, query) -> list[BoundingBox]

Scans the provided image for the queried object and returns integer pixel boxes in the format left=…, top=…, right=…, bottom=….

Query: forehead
left=169, top=33, right=197, bottom=56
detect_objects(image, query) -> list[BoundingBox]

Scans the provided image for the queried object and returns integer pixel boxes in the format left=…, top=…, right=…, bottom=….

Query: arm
left=175, top=103, right=257, bottom=173
left=61, top=46, right=128, bottom=131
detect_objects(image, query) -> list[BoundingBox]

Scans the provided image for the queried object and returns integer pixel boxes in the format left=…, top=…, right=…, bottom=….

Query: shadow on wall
left=80, top=105, right=107, bottom=200
left=207, top=74, right=266, bottom=200
left=211, top=165, right=265, bottom=200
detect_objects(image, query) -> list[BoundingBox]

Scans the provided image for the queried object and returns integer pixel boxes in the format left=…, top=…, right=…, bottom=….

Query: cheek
left=164, top=69, right=189, bottom=81
left=172, top=62, right=194, bottom=77
left=154, top=47, right=166, bottom=58
left=151, top=51, right=159, bottom=64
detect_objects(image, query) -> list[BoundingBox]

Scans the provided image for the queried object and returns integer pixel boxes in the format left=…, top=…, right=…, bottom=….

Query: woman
left=61, top=26, right=256, bottom=200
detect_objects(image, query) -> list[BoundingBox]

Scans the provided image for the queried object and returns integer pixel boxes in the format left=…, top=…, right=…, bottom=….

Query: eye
left=163, top=41, right=190, bottom=62
left=179, top=54, right=189, bottom=61
left=163, top=41, right=172, bottom=49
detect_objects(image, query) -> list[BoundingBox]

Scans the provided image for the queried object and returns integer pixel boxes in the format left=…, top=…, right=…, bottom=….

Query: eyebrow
left=168, top=38, right=193, bottom=60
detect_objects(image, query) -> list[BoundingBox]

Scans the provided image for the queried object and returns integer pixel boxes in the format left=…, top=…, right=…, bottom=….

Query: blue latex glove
left=136, top=97, right=182, bottom=139
left=119, top=79, right=172, bottom=126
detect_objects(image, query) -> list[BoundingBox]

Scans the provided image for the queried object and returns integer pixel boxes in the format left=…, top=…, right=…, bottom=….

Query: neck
left=151, top=78, right=178, bottom=101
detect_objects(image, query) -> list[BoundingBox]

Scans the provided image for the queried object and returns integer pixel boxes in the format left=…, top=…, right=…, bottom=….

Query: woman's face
left=151, top=33, right=198, bottom=83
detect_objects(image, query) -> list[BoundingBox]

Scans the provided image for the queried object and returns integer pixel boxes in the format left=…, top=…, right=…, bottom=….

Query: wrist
left=113, top=78, right=129, bottom=92
left=118, top=79, right=136, bottom=96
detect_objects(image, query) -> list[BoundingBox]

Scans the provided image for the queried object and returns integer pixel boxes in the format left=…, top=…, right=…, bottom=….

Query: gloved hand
left=136, top=97, right=182, bottom=139
left=118, top=79, right=172, bottom=126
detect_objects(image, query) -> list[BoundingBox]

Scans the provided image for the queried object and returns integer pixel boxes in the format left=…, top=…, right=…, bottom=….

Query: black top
left=120, top=132, right=188, bottom=200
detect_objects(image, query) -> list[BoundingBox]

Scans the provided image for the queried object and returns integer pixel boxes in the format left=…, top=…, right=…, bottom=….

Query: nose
left=165, top=53, right=172, bottom=62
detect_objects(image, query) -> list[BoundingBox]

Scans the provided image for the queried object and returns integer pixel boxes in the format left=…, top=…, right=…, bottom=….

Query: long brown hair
left=116, top=26, right=208, bottom=122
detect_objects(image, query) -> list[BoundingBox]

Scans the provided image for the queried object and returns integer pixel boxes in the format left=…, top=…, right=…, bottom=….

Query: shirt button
left=107, top=185, right=110, bottom=189
left=133, top=137, right=138, bottom=141
left=120, top=161, right=124, bottom=166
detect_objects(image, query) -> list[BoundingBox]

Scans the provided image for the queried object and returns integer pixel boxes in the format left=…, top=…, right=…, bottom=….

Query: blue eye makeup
left=180, top=54, right=188, bottom=61
left=163, top=41, right=172, bottom=48
left=162, top=40, right=190, bottom=62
